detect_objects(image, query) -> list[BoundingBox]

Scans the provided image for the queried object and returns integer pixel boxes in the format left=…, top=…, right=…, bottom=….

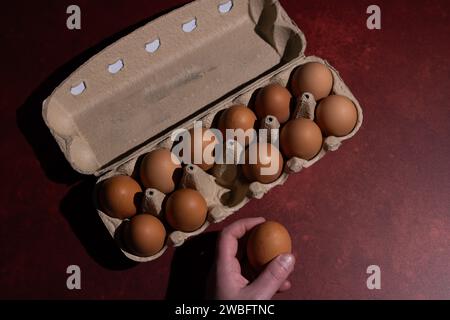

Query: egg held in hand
left=247, top=221, right=292, bottom=270
left=98, top=175, right=142, bottom=220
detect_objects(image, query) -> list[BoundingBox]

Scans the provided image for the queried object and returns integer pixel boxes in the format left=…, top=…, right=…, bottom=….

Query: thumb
left=244, top=254, right=295, bottom=300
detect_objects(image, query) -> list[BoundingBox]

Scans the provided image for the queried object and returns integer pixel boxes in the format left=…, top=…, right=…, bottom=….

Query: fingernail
left=279, top=254, right=295, bottom=269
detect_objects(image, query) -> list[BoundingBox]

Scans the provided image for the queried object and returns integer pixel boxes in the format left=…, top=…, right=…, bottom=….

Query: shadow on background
left=15, top=3, right=189, bottom=270
left=166, top=231, right=218, bottom=299
left=59, top=177, right=138, bottom=270
left=15, top=2, right=188, bottom=185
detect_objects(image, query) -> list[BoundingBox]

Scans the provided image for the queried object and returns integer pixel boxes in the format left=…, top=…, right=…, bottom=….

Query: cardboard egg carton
left=42, top=0, right=363, bottom=262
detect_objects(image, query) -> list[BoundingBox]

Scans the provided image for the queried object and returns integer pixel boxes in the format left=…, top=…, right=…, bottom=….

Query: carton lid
left=42, top=0, right=306, bottom=175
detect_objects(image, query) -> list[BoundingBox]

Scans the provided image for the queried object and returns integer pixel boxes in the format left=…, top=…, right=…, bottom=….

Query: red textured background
left=1, top=0, right=449, bottom=299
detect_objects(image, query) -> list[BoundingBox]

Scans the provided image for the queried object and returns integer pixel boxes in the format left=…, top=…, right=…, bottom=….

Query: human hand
left=207, top=217, right=295, bottom=300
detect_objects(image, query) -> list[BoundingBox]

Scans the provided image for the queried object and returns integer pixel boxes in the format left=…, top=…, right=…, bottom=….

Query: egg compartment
left=193, top=55, right=363, bottom=199
left=92, top=55, right=362, bottom=262
left=94, top=144, right=242, bottom=262
left=42, top=0, right=363, bottom=262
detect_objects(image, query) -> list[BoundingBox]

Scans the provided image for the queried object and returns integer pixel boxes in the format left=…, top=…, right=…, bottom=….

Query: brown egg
left=140, top=148, right=182, bottom=194
left=316, top=95, right=358, bottom=137
left=280, top=118, right=323, bottom=160
left=291, top=62, right=333, bottom=100
left=127, top=214, right=166, bottom=257
left=255, top=83, right=292, bottom=124
left=218, top=104, right=257, bottom=145
left=98, top=175, right=142, bottom=219
left=247, top=221, right=292, bottom=270
left=182, top=127, right=218, bottom=171
left=242, top=143, right=284, bottom=184
left=165, top=188, right=208, bottom=232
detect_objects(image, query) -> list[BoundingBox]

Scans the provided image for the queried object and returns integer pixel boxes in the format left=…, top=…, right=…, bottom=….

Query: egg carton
left=42, top=0, right=363, bottom=262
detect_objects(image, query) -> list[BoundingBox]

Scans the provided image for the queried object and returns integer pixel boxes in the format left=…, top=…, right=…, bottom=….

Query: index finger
left=217, top=217, right=265, bottom=267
